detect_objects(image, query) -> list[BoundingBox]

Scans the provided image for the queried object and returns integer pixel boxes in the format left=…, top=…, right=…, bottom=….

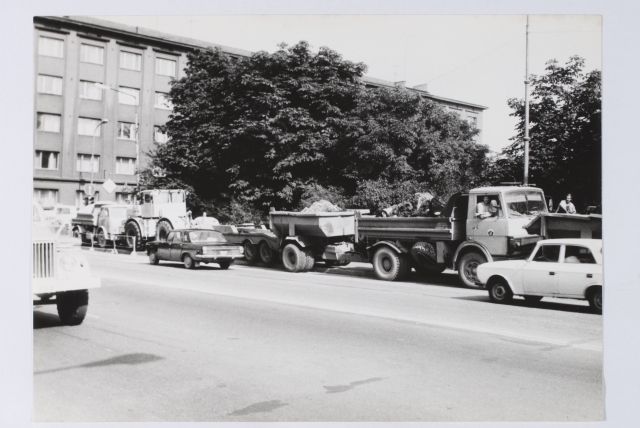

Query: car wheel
left=218, top=261, right=232, bottom=270
left=259, top=241, right=276, bottom=265
left=524, top=295, right=543, bottom=304
left=282, top=244, right=306, bottom=273
left=56, top=290, right=89, bottom=326
left=457, top=252, right=487, bottom=288
left=488, top=280, right=513, bottom=304
left=372, top=247, right=411, bottom=281
left=588, top=288, right=602, bottom=314
left=183, top=254, right=195, bottom=269
left=243, top=241, right=259, bottom=264
left=149, top=251, right=159, bottom=265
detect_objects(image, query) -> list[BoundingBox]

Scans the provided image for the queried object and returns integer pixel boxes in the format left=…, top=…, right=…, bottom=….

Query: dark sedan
left=146, top=229, right=244, bottom=269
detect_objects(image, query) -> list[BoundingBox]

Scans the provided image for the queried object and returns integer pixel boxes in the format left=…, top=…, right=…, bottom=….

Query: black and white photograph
left=3, top=1, right=640, bottom=426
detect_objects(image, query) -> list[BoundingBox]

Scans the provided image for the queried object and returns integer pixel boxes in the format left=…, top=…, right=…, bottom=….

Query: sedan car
left=476, top=239, right=603, bottom=313
left=146, top=229, right=244, bottom=269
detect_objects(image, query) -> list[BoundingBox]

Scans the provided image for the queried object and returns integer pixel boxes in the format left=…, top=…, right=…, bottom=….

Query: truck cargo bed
left=357, top=216, right=457, bottom=241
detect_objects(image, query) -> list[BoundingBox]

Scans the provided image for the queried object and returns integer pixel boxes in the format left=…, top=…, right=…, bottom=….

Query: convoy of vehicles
left=145, top=229, right=244, bottom=269
left=33, top=200, right=101, bottom=326
left=476, top=238, right=603, bottom=313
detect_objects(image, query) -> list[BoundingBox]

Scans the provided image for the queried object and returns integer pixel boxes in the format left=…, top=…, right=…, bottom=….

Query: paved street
left=33, top=250, right=603, bottom=422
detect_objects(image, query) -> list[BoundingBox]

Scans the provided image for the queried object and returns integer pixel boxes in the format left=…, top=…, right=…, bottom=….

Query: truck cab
left=137, top=189, right=188, bottom=219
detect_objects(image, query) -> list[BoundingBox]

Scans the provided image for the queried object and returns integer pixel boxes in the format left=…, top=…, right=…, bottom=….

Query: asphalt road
left=33, top=250, right=603, bottom=422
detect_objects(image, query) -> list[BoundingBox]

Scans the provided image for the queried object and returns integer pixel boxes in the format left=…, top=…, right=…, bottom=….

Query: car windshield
left=188, top=230, right=225, bottom=243
left=504, top=190, right=548, bottom=218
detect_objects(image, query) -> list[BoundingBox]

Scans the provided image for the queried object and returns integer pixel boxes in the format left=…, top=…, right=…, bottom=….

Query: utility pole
left=523, top=15, right=531, bottom=185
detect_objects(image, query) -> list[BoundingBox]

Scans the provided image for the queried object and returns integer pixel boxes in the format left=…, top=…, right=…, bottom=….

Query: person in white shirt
left=556, top=194, right=577, bottom=214
left=476, top=196, right=496, bottom=219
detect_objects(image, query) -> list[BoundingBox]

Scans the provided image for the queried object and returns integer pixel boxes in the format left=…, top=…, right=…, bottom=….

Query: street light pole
left=90, top=119, right=109, bottom=189
left=523, top=15, right=531, bottom=186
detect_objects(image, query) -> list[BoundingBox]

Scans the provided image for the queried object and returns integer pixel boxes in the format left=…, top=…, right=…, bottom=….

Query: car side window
left=166, top=232, right=174, bottom=242
left=172, top=232, right=182, bottom=242
left=532, top=245, right=561, bottom=263
left=564, top=245, right=596, bottom=264
left=183, top=233, right=191, bottom=243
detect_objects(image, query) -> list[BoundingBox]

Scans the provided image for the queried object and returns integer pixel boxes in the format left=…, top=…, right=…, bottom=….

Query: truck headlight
left=61, top=256, right=78, bottom=271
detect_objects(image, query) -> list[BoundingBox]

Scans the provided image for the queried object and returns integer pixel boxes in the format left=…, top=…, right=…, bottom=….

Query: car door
left=523, top=244, right=562, bottom=295
left=170, top=231, right=184, bottom=261
left=555, top=245, right=601, bottom=298
left=157, top=231, right=173, bottom=260
left=467, top=194, right=508, bottom=255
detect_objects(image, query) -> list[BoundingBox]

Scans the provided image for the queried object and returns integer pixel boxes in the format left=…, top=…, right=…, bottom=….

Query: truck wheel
left=149, top=251, right=159, bottom=265
left=125, top=221, right=144, bottom=250
left=488, top=279, right=513, bottom=304
left=411, top=242, right=446, bottom=274
left=457, top=252, right=487, bottom=288
left=303, top=249, right=315, bottom=271
left=183, top=254, right=196, bottom=269
left=56, top=290, right=89, bottom=326
left=218, top=260, right=232, bottom=270
left=156, top=220, right=173, bottom=242
left=72, top=227, right=88, bottom=243
left=243, top=241, right=259, bottom=264
left=588, top=287, right=602, bottom=314
left=372, top=247, right=411, bottom=281
left=282, top=244, right=306, bottom=273
left=259, top=241, right=277, bottom=265
left=96, top=229, right=107, bottom=248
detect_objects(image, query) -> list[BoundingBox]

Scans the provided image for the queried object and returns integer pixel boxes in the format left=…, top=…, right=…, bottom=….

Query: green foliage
left=143, top=42, right=492, bottom=217
left=349, top=179, right=427, bottom=213
left=501, top=56, right=601, bottom=211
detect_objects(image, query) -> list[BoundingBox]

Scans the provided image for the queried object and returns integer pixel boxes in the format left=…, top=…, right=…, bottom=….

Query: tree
left=501, top=56, right=602, bottom=211
left=143, top=42, right=492, bottom=216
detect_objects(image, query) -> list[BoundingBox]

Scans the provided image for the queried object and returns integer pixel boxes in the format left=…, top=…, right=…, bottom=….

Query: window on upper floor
left=120, top=51, right=142, bottom=71
left=78, top=117, right=103, bottom=136
left=38, top=36, right=64, bottom=58
left=35, top=151, right=59, bottom=170
left=154, top=126, right=169, bottom=144
left=80, top=44, right=104, bottom=65
left=36, top=113, right=61, bottom=132
left=156, top=57, right=176, bottom=77
left=117, top=122, right=137, bottom=140
left=118, top=87, right=140, bottom=105
left=154, top=92, right=173, bottom=110
left=116, top=157, right=136, bottom=175
left=79, top=80, right=103, bottom=101
left=34, top=189, right=59, bottom=209
left=468, top=116, right=478, bottom=128
left=76, top=154, right=100, bottom=173
left=37, top=75, right=63, bottom=95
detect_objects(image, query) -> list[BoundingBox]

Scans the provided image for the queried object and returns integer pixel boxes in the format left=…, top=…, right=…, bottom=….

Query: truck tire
left=96, top=228, right=107, bottom=248
left=259, top=241, right=277, bottom=265
left=410, top=242, right=446, bottom=275
left=56, top=290, right=89, bottom=326
left=282, top=244, right=306, bottom=273
left=156, top=220, right=172, bottom=242
left=125, top=221, right=144, bottom=250
left=218, top=260, right=232, bottom=270
left=72, top=227, right=88, bottom=243
left=372, top=247, right=411, bottom=281
left=303, top=249, right=315, bottom=271
left=457, top=251, right=487, bottom=288
left=243, top=241, right=259, bottom=264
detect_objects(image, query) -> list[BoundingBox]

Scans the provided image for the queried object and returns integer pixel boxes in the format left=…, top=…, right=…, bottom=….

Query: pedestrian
left=556, top=194, right=577, bottom=214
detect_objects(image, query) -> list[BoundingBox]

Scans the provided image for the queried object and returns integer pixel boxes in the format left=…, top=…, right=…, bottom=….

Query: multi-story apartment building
left=33, top=16, right=487, bottom=209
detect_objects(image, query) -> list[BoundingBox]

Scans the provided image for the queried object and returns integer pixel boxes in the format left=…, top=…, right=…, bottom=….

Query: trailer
left=211, top=224, right=280, bottom=265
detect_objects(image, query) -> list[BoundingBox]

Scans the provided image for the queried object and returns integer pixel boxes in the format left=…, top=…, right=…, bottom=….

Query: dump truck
left=211, top=223, right=280, bottom=265
left=33, top=199, right=100, bottom=325
left=269, top=186, right=556, bottom=287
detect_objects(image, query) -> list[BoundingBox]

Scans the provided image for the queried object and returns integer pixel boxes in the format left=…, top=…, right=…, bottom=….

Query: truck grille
left=33, top=242, right=55, bottom=279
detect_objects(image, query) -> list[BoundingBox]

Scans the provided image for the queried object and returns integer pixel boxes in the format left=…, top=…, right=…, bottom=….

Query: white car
left=476, top=239, right=603, bottom=313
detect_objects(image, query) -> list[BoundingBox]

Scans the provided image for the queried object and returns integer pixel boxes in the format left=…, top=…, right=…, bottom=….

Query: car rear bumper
left=194, top=255, right=244, bottom=261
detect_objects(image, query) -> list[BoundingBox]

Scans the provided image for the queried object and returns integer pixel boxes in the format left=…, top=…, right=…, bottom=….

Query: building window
left=80, top=44, right=104, bottom=65
left=154, top=92, right=173, bottom=110
left=78, top=118, right=103, bottom=136
left=116, top=157, right=136, bottom=175
left=37, top=75, right=63, bottom=95
left=120, top=51, right=142, bottom=71
left=468, top=116, right=478, bottom=128
left=117, top=122, right=137, bottom=140
left=36, top=113, right=61, bottom=132
left=118, top=87, right=140, bottom=105
left=35, top=151, right=59, bottom=170
left=154, top=126, right=169, bottom=144
left=76, top=154, right=100, bottom=173
left=38, top=36, right=64, bottom=58
left=34, top=189, right=59, bottom=209
left=156, top=57, right=176, bottom=77
left=79, top=80, right=103, bottom=101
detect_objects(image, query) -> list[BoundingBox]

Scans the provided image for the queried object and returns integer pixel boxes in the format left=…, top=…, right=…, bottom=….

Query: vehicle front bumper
left=33, top=276, right=101, bottom=294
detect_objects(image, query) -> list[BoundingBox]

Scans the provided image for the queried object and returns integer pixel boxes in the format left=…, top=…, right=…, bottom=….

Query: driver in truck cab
left=475, top=196, right=499, bottom=219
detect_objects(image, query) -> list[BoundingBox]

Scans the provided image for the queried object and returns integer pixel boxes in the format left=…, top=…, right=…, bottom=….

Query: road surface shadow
left=228, top=400, right=288, bottom=416
left=323, top=377, right=385, bottom=394
left=150, top=262, right=235, bottom=271
left=35, top=353, right=164, bottom=375
left=453, top=295, right=598, bottom=315
left=33, top=310, right=63, bottom=329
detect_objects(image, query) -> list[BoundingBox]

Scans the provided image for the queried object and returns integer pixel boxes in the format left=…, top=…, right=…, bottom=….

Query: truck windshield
left=504, top=191, right=548, bottom=218
left=189, top=231, right=225, bottom=243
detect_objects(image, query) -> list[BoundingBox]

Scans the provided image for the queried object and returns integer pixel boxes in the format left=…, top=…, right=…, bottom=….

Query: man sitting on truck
left=476, top=196, right=498, bottom=219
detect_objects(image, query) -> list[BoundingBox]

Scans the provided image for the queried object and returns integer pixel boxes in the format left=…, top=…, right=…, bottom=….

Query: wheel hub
left=381, top=257, right=392, bottom=272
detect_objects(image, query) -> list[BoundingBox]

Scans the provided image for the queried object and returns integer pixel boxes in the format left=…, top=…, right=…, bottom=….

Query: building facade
left=33, top=16, right=486, bottom=209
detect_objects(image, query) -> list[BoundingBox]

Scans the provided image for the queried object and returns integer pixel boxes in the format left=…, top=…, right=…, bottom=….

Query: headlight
left=60, top=256, right=78, bottom=271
